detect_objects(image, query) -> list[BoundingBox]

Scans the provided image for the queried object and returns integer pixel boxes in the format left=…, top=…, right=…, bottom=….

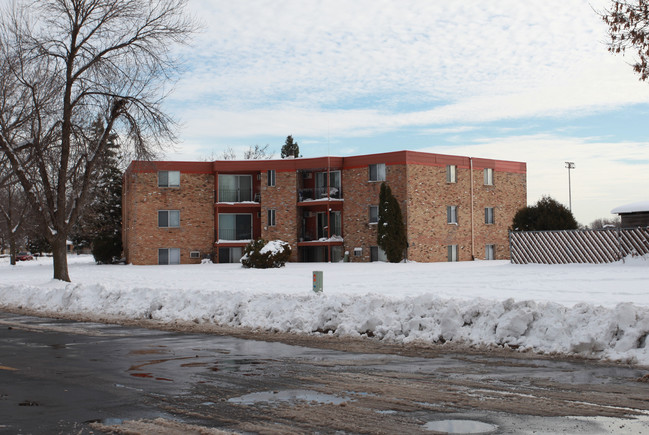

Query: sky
left=161, top=0, right=649, bottom=226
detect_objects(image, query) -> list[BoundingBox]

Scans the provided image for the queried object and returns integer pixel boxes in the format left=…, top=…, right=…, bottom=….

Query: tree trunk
left=51, top=237, right=70, bottom=282
left=9, top=236, right=16, bottom=266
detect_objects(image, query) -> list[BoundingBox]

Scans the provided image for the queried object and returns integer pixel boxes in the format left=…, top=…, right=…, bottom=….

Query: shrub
left=511, top=196, right=578, bottom=231
left=91, top=234, right=122, bottom=264
left=241, top=239, right=291, bottom=268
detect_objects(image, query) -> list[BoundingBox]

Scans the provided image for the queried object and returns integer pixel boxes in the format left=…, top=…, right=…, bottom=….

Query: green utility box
left=312, top=271, right=323, bottom=293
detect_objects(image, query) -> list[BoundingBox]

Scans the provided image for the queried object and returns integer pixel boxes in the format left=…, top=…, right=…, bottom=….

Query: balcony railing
left=218, top=228, right=252, bottom=241
left=298, top=186, right=342, bottom=201
left=218, top=189, right=254, bottom=203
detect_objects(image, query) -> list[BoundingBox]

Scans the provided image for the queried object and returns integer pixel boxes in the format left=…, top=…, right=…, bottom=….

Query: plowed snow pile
left=1, top=255, right=648, bottom=365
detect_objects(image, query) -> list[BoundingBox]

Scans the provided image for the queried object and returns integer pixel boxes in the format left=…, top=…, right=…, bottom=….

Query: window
left=158, top=210, right=180, bottom=228
left=158, top=170, right=180, bottom=188
left=218, top=174, right=253, bottom=202
left=268, top=209, right=276, bottom=227
left=218, top=213, right=252, bottom=240
left=447, top=205, right=457, bottom=224
left=219, top=247, right=243, bottom=263
left=484, top=168, right=494, bottom=185
left=448, top=245, right=458, bottom=262
left=370, top=246, right=387, bottom=262
left=158, top=248, right=180, bottom=265
left=354, top=247, right=363, bottom=257
left=485, top=207, right=494, bottom=224
left=369, top=163, right=386, bottom=182
left=316, top=211, right=341, bottom=238
left=189, top=251, right=201, bottom=259
left=486, top=244, right=495, bottom=260
left=369, top=205, right=378, bottom=224
left=446, top=165, right=456, bottom=183
left=267, top=170, right=276, bottom=187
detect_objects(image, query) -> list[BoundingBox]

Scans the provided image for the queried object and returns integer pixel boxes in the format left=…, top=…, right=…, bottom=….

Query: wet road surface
left=1, top=311, right=649, bottom=434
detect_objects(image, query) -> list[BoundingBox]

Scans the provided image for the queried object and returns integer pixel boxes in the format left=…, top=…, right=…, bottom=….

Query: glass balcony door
left=218, top=214, right=252, bottom=240
left=218, top=174, right=252, bottom=202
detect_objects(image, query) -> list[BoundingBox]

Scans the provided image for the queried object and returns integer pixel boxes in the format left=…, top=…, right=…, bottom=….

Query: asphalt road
left=1, top=311, right=649, bottom=434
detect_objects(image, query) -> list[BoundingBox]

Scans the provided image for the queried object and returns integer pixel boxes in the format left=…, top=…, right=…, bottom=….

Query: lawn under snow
left=1, top=255, right=648, bottom=365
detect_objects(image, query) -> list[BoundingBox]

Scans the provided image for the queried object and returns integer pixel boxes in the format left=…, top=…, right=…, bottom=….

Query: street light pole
left=565, top=162, right=575, bottom=212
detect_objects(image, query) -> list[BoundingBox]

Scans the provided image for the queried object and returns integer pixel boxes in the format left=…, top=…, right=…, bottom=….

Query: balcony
left=218, top=188, right=255, bottom=203
left=218, top=228, right=252, bottom=241
left=298, top=186, right=342, bottom=202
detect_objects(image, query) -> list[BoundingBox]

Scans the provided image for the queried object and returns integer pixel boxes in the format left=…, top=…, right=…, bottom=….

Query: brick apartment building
left=122, top=150, right=526, bottom=265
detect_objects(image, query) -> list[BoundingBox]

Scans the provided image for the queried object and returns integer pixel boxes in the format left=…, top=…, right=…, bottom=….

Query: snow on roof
left=611, top=201, right=649, bottom=214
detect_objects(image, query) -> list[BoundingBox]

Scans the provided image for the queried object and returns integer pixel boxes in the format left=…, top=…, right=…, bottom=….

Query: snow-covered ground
left=1, top=255, right=648, bottom=365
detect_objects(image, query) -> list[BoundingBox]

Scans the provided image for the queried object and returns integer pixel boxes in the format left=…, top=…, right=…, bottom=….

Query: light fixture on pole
left=565, top=162, right=575, bottom=212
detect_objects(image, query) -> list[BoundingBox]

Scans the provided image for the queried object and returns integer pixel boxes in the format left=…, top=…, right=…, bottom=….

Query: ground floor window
left=447, top=244, right=458, bottom=262
left=485, top=244, right=495, bottom=260
left=158, top=248, right=180, bottom=265
left=219, top=247, right=243, bottom=263
left=370, top=246, right=387, bottom=262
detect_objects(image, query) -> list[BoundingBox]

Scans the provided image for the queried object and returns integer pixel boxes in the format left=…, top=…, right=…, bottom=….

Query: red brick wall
left=342, top=164, right=407, bottom=262
left=406, top=164, right=526, bottom=262
left=123, top=171, right=214, bottom=265
left=261, top=170, right=299, bottom=261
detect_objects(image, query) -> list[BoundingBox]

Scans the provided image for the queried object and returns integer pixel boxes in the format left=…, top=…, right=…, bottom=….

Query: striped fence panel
left=509, top=228, right=649, bottom=264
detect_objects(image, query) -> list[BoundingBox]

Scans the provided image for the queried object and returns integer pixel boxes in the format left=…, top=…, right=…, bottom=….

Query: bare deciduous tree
left=603, top=0, right=649, bottom=81
left=0, top=0, right=195, bottom=281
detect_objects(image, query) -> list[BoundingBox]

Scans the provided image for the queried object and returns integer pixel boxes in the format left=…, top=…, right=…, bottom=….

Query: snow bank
left=1, top=255, right=648, bottom=365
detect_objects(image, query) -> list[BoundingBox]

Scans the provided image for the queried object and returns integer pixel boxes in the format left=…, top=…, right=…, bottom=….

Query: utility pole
left=565, top=162, right=575, bottom=212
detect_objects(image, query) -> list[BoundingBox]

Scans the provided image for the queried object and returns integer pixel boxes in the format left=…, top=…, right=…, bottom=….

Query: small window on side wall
left=267, top=170, right=276, bottom=187
left=486, top=244, right=495, bottom=260
left=369, top=163, right=386, bottom=182
left=484, top=168, right=494, bottom=186
left=485, top=207, right=494, bottom=224
left=158, top=170, right=180, bottom=187
left=446, top=165, right=456, bottom=183
left=447, top=205, right=458, bottom=224
left=268, top=209, right=276, bottom=227
left=448, top=245, right=458, bottom=262
left=369, top=205, right=378, bottom=224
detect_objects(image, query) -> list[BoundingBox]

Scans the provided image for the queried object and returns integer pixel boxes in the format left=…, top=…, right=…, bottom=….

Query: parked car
left=16, top=252, right=34, bottom=261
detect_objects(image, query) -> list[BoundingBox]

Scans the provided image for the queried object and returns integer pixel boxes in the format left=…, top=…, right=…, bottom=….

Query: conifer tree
left=377, top=183, right=407, bottom=262
left=280, top=135, right=300, bottom=158
left=71, top=117, right=123, bottom=263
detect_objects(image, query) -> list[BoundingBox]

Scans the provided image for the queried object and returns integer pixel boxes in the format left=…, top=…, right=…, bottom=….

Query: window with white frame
left=485, top=207, right=494, bottom=224
left=158, top=170, right=180, bottom=188
left=446, top=165, right=456, bottom=183
left=268, top=209, right=276, bottom=227
left=369, top=205, right=379, bottom=224
left=158, top=210, right=180, bottom=228
left=448, top=245, right=458, bottom=262
left=484, top=168, right=494, bottom=185
left=485, top=244, right=495, bottom=260
left=158, top=248, right=180, bottom=265
left=368, top=163, right=386, bottom=182
left=447, top=205, right=458, bottom=224
left=354, top=247, right=363, bottom=257
left=267, top=170, right=276, bottom=187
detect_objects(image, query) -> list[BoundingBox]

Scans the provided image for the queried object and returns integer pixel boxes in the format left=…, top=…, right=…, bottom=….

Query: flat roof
left=126, top=150, right=526, bottom=174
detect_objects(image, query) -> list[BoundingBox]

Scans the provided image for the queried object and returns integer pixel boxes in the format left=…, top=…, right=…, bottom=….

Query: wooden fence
left=509, top=228, right=649, bottom=264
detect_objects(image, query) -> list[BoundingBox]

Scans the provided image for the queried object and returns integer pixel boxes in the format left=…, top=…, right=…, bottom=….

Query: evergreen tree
left=511, top=196, right=579, bottom=231
left=71, top=117, right=123, bottom=263
left=280, top=135, right=300, bottom=158
left=377, top=183, right=407, bottom=262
